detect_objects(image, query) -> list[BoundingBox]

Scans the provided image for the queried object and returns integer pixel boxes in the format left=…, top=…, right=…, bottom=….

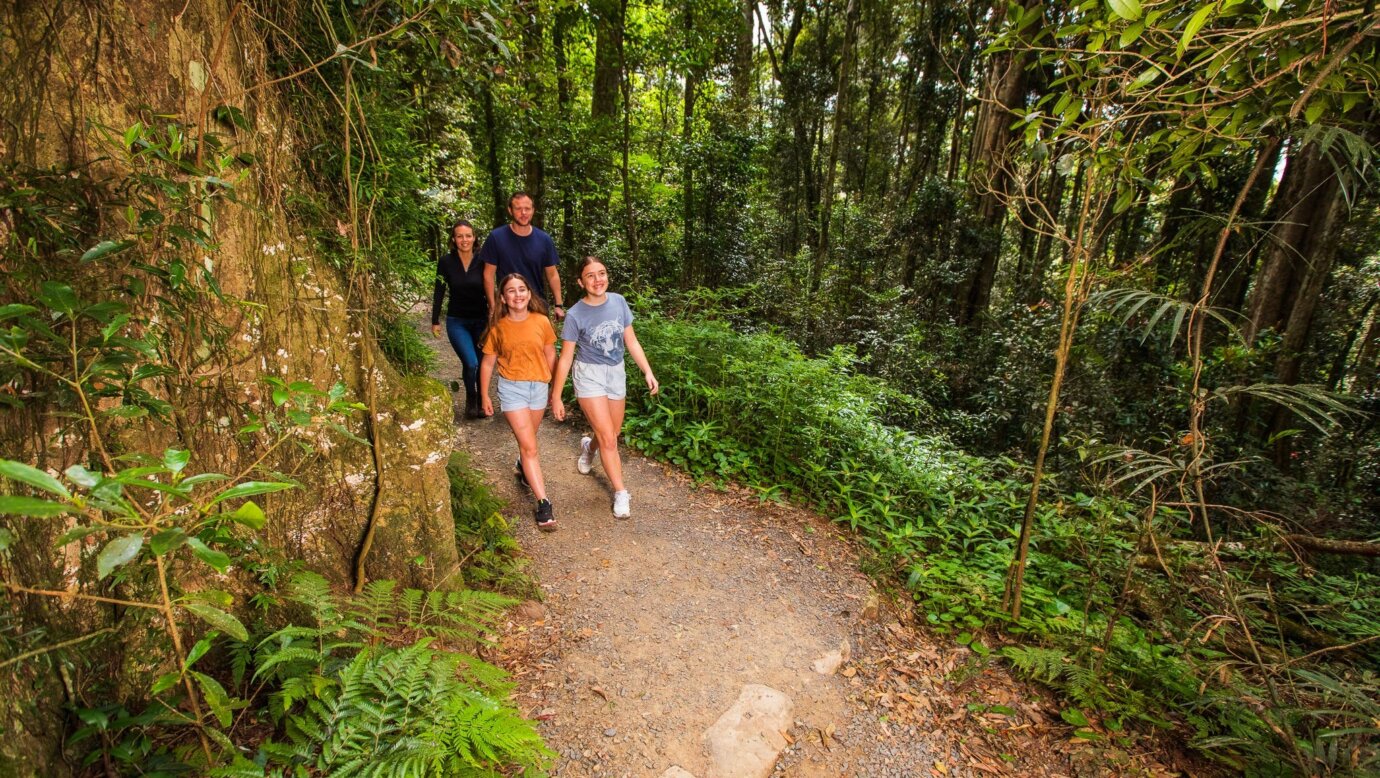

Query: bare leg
left=505, top=407, right=548, bottom=501
left=578, top=396, right=627, bottom=493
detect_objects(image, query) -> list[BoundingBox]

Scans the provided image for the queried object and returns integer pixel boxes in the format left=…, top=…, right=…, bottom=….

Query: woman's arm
left=430, top=269, right=446, bottom=337
left=550, top=341, right=577, bottom=421
left=624, top=325, right=659, bottom=395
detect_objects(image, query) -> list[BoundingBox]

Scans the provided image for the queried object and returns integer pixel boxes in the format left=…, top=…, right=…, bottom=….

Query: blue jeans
left=445, top=317, right=486, bottom=397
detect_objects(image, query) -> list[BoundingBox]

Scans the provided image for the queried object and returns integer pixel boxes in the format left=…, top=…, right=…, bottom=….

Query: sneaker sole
left=536, top=520, right=557, bottom=533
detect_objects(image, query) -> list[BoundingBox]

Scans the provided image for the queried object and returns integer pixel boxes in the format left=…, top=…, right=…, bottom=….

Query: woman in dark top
left=431, top=220, right=491, bottom=418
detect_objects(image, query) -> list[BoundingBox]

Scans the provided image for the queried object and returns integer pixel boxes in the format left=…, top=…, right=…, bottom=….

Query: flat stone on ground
left=704, top=684, right=793, bottom=778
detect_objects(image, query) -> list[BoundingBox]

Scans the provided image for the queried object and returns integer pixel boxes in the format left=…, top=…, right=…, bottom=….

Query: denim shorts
left=497, top=377, right=549, bottom=412
left=573, top=361, right=627, bottom=400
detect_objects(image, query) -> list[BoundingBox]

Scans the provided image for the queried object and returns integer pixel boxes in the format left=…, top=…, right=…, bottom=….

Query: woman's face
left=452, top=225, right=475, bottom=251
left=501, top=278, right=530, bottom=311
left=578, top=262, right=609, bottom=296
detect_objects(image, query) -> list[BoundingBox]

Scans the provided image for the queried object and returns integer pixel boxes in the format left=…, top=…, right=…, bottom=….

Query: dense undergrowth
left=623, top=309, right=1380, bottom=776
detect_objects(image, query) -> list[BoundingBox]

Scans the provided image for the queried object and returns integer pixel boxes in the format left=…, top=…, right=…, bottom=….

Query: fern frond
left=1212, top=383, right=1359, bottom=432
left=1091, top=288, right=1242, bottom=347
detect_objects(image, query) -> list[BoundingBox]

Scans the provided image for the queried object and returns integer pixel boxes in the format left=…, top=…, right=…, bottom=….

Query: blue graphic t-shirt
left=563, top=293, right=634, bottom=366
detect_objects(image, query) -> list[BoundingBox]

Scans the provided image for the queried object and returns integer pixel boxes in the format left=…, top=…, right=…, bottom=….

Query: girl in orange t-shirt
left=480, top=274, right=559, bottom=531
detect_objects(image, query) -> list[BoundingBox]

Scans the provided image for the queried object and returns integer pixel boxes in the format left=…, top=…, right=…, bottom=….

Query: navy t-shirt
left=478, top=225, right=559, bottom=300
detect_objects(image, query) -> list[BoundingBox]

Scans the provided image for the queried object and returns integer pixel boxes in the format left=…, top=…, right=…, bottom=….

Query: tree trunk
left=681, top=1, right=699, bottom=287
left=956, top=1, right=1033, bottom=325
left=731, top=0, right=754, bottom=115
left=809, top=0, right=859, bottom=297
left=618, top=0, right=640, bottom=280
left=481, top=79, right=505, bottom=227
left=1244, top=141, right=1342, bottom=344
left=520, top=5, right=545, bottom=216
left=553, top=10, right=576, bottom=251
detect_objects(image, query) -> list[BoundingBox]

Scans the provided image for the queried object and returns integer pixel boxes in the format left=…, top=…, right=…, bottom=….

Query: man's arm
left=483, top=263, right=497, bottom=311
left=545, top=265, right=564, bottom=319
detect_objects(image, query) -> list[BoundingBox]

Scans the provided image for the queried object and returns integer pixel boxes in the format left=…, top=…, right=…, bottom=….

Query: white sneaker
left=612, top=490, right=631, bottom=519
left=577, top=436, right=594, bottom=474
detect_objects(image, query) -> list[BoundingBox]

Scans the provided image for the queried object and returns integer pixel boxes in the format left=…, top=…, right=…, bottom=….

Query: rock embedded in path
left=704, top=684, right=793, bottom=778
left=811, top=639, right=852, bottom=675
left=660, top=768, right=696, bottom=778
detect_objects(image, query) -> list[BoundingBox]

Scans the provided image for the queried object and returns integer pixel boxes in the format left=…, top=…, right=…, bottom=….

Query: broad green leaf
left=1304, top=100, right=1325, bottom=125
left=183, top=632, right=219, bottom=672
left=1262, top=0, right=1282, bottom=9
left=207, top=481, right=296, bottom=507
left=64, top=464, right=100, bottom=488
left=191, top=671, right=233, bottom=727
left=150, top=528, right=188, bottom=555
left=100, top=314, right=131, bottom=342
left=1119, top=21, right=1145, bottom=47
left=122, top=122, right=144, bottom=148
left=97, top=533, right=144, bottom=579
left=1178, top=4, right=1214, bottom=56
left=182, top=602, right=248, bottom=642
left=179, top=473, right=230, bottom=489
left=1107, top=0, right=1141, bottom=21
left=163, top=448, right=190, bottom=474
left=228, top=500, right=266, bottom=530
left=80, top=240, right=136, bottom=263
left=186, top=537, right=232, bottom=573
left=1062, top=708, right=1092, bottom=727
left=0, top=495, right=72, bottom=517
left=0, top=304, right=38, bottom=320
left=150, top=671, right=181, bottom=695
left=0, top=460, right=69, bottom=497
left=55, top=524, right=105, bottom=547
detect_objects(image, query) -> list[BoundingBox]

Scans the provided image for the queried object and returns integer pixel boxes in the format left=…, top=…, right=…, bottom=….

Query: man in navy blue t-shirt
left=480, top=192, right=566, bottom=320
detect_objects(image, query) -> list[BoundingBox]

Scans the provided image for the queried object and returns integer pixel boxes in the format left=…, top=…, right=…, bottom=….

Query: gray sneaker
left=577, top=435, right=594, bottom=475
left=612, top=490, right=630, bottom=519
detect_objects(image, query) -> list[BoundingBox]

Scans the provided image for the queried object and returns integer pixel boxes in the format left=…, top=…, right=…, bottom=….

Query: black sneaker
left=515, top=457, right=529, bottom=489
left=534, top=499, right=556, bottom=532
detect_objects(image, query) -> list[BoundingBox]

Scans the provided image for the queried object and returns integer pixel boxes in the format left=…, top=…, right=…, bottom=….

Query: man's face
left=508, top=196, right=534, bottom=227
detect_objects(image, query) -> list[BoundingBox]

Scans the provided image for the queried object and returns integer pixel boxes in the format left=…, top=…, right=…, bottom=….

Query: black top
left=431, top=251, right=489, bottom=323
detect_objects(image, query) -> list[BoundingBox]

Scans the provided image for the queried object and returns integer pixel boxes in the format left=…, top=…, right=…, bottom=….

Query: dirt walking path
left=418, top=316, right=1154, bottom=778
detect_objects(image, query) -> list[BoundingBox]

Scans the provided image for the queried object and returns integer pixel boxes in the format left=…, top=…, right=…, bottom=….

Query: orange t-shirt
left=482, top=314, right=556, bottom=382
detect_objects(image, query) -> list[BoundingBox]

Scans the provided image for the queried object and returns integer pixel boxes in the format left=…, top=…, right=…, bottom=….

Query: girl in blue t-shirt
left=550, top=256, right=659, bottom=519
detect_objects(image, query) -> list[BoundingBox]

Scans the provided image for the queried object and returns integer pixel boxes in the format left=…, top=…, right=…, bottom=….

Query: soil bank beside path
left=416, top=313, right=1175, bottom=778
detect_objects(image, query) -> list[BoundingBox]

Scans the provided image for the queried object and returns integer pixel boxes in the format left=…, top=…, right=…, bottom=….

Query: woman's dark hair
left=448, top=219, right=475, bottom=253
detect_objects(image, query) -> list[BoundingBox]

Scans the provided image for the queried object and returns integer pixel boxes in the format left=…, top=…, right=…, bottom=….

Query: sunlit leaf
left=0, top=459, right=69, bottom=497
left=228, top=500, right=266, bottom=530
left=207, top=480, right=297, bottom=507
left=186, top=537, right=232, bottom=573
left=97, top=533, right=144, bottom=579
left=182, top=602, right=248, bottom=642
left=0, top=495, right=73, bottom=517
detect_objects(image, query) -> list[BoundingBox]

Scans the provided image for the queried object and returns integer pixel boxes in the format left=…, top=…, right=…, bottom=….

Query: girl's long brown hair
left=488, top=273, right=548, bottom=331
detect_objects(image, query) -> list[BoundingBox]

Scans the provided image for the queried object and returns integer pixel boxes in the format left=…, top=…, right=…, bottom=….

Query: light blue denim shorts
left=497, top=377, right=549, bottom=412
left=573, top=360, right=627, bottom=400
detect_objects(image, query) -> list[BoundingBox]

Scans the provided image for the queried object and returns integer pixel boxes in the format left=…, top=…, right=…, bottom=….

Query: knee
left=595, top=429, right=620, bottom=450
left=518, top=440, right=540, bottom=459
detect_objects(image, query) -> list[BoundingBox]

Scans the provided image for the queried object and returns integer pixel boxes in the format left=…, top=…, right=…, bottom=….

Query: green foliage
left=626, top=308, right=1380, bottom=775
left=253, top=573, right=550, bottom=776
left=379, top=316, right=438, bottom=376
left=446, top=452, right=535, bottom=597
